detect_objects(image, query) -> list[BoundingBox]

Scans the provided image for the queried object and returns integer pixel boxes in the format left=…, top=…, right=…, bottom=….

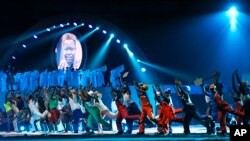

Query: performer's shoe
left=83, top=130, right=95, bottom=135
left=232, top=96, right=241, bottom=102
left=210, top=126, right=215, bottom=134
left=136, top=132, right=145, bottom=135
left=148, top=123, right=155, bottom=128
left=184, top=131, right=190, bottom=136
left=124, top=131, right=132, bottom=135
left=216, top=131, right=226, bottom=136
left=155, top=132, right=164, bottom=135
left=115, top=131, right=124, bottom=135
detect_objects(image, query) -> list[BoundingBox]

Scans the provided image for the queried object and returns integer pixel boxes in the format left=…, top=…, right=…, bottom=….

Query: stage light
left=88, top=24, right=93, bottom=28
left=123, top=43, right=134, bottom=57
left=73, top=22, right=77, bottom=26
left=124, top=126, right=128, bottom=132
left=123, top=44, right=128, bottom=48
left=227, top=6, right=238, bottom=31
left=102, top=30, right=107, bottom=34
left=129, top=51, right=134, bottom=57
left=78, top=125, right=82, bottom=131
left=12, top=56, right=16, bottom=60
left=137, top=59, right=141, bottom=62
left=33, top=35, right=38, bottom=39
left=22, top=44, right=26, bottom=48
left=138, top=60, right=190, bottom=80
left=79, top=27, right=99, bottom=41
left=67, top=22, right=70, bottom=25
left=60, top=24, right=64, bottom=27
left=96, top=26, right=100, bottom=30
left=116, top=39, right=120, bottom=43
left=227, top=6, right=237, bottom=17
left=20, top=126, right=25, bottom=131
left=46, top=28, right=51, bottom=32
left=81, top=23, right=84, bottom=26
left=53, top=25, right=56, bottom=28
left=141, top=67, right=146, bottom=72
left=183, top=85, right=191, bottom=92
left=110, top=33, right=114, bottom=38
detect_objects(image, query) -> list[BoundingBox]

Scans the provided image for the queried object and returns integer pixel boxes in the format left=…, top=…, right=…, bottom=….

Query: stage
left=0, top=125, right=230, bottom=141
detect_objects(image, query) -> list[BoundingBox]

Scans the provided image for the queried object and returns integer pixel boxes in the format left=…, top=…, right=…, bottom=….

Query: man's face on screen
left=63, top=39, right=76, bottom=66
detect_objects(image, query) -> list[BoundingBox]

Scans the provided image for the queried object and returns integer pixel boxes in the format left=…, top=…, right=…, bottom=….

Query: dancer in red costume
left=110, top=83, right=140, bottom=134
left=213, top=71, right=244, bottom=135
left=232, top=69, right=250, bottom=125
left=153, top=85, right=184, bottom=134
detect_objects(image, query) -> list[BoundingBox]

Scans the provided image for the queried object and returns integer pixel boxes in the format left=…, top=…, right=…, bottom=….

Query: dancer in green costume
left=78, top=89, right=110, bottom=134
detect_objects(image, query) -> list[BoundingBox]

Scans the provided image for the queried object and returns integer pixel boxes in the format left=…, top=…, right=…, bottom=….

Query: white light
left=20, top=126, right=25, bottom=131
left=116, top=39, right=120, bottom=43
left=46, top=28, right=50, bottom=31
left=33, top=35, right=38, bottom=39
left=102, top=30, right=107, bottom=34
left=60, top=24, right=64, bottom=27
left=96, top=27, right=100, bottom=30
left=124, top=126, right=128, bottom=131
left=227, top=7, right=238, bottom=17
left=53, top=26, right=56, bottom=28
left=88, top=24, right=93, bottom=28
left=137, top=59, right=141, bottom=62
left=22, top=44, right=26, bottom=48
left=123, top=44, right=128, bottom=48
left=67, top=22, right=70, bottom=25
left=73, top=22, right=77, bottom=26
left=81, top=23, right=84, bottom=26
left=129, top=52, right=134, bottom=57
left=227, top=6, right=238, bottom=32
left=141, top=68, right=146, bottom=72
left=12, top=56, right=16, bottom=60
left=78, top=126, right=82, bottom=131
left=184, top=85, right=191, bottom=92
left=110, top=34, right=114, bottom=38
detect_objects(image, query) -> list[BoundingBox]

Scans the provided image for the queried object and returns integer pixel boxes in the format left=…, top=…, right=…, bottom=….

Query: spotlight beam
left=79, top=28, right=99, bottom=41
left=89, top=35, right=113, bottom=69
left=139, top=60, right=190, bottom=80
left=124, top=45, right=134, bottom=57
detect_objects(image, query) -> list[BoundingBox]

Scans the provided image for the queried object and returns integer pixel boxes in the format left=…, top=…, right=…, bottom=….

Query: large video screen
left=55, top=33, right=82, bottom=70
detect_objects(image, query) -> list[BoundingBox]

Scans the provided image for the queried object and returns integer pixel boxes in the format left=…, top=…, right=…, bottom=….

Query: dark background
left=1, top=0, right=250, bottom=85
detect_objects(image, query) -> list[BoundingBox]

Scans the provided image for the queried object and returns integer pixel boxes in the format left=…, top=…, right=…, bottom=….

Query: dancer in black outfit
left=175, top=79, right=213, bottom=135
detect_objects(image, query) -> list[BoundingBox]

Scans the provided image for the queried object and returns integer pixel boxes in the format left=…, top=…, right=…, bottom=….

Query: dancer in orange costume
left=134, top=81, right=158, bottom=135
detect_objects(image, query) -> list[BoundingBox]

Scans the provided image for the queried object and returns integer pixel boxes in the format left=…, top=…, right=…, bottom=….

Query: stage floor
left=0, top=124, right=230, bottom=141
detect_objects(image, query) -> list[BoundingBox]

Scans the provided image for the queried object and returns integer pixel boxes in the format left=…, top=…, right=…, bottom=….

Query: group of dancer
left=1, top=69, right=250, bottom=136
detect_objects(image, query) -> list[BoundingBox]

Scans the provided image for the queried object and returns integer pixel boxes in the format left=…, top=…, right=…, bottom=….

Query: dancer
left=68, top=88, right=84, bottom=133
left=153, top=85, right=184, bottom=134
left=232, top=70, right=250, bottom=125
left=174, top=79, right=213, bottom=135
left=92, top=91, right=116, bottom=134
left=78, top=89, right=110, bottom=134
left=213, top=71, right=244, bottom=135
left=4, top=91, right=15, bottom=132
left=134, top=81, right=158, bottom=135
left=122, top=82, right=154, bottom=134
left=46, top=87, right=60, bottom=132
left=110, top=81, right=141, bottom=135
left=200, top=81, right=217, bottom=134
